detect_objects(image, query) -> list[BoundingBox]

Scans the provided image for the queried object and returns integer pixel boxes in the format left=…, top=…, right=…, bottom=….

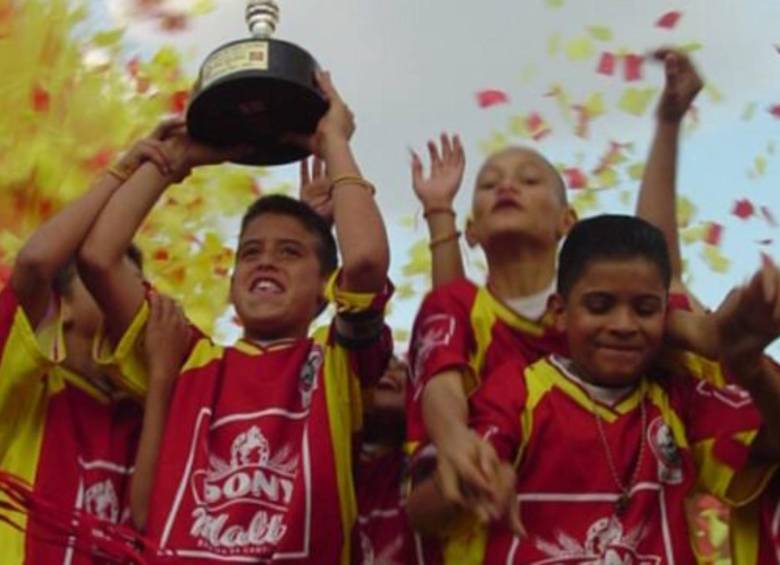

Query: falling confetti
left=476, top=89, right=510, bottom=108
left=617, top=87, right=656, bottom=116
left=624, top=54, right=644, bottom=82
left=597, top=52, right=616, bottom=75
left=731, top=199, right=755, bottom=220
left=656, top=11, right=682, bottom=29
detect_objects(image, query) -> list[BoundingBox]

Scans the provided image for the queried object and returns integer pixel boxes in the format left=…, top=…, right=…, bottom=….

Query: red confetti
left=126, top=57, right=140, bottom=77
left=704, top=222, right=723, bottom=246
left=153, top=249, right=170, bottom=262
left=597, top=52, right=615, bottom=76
left=760, top=206, right=777, bottom=227
left=476, top=89, right=510, bottom=108
left=170, top=90, right=189, bottom=113
left=563, top=168, right=588, bottom=189
left=769, top=105, right=780, bottom=118
left=85, top=148, right=115, bottom=171
left=624, top=54, right=643, bottom=82
left=526, top=112, right=551, bottom=140
left=732, top=199, right=755, bottom=220
left=31, top=85, right=50, bottom=113
left=656, top=11, right=682, bottom=29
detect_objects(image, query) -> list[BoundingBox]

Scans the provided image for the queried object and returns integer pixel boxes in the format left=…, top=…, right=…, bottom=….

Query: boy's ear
left=556, top=206, right=578, bottom=240
left=464, top=216, right=478, bottom=248
left=547, top=293, right=567, bottom=333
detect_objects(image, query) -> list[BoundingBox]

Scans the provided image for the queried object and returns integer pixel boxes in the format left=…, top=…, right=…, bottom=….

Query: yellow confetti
left=627, top=162, right=645, bottom=181
left=595, top=168, right=619, bottom=189
left=617, top=87, right=656, bottom=116
left=401, top=239, right=432, bottom=278
left=508, top=114, right=530, bottom=137
left=584, top=92, right=605, bottom=118
left=395, top=283, right=417, bottom=301
left=571, top=189, right=599, bottom=216
left=678, top=42, right=703, bottom=53
left=701, top=245, right=730, bottom=274
left=677, top=196, right=697, bottom=228
left=586, top=25, right=613, bottom=42
left=393, top=328, right=410, bottom=343
left=755, top=155, right=767, bottom=177
left=564, top=36, right=595, bottom=62
left=479, top=131, right=509, bottom=156
left=618, top=191, right=632, bottom=207
left=704, top=83, right=723, bottom=104
left=741, top=102, right=757, bottom=121
left=545, top=0, right=566, bottom=9
left=681, top=225, right=705, bottom=245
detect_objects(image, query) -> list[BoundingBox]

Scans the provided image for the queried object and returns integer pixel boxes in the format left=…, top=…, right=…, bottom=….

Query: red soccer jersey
left=469, top=355, right=776, bottom=564
left=406, top=278, right=566, bottom=457
left=108, top=275, right=392, bottom=563
left=352, top=446, right=414, bottom=565
left=0, top=285, right=142, bottom=565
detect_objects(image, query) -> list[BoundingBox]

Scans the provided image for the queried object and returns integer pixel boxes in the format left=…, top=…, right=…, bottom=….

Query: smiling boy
left=410, top=215, right=780, bottom=564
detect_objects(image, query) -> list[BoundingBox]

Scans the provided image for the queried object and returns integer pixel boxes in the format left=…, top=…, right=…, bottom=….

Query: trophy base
left=187, top=38, right=327, bottom=166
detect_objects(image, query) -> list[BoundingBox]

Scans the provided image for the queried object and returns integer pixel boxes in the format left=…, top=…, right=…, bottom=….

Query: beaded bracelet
left=423, top=207, right=456, bottom=220
left=429, top=230, right=461, bottom=249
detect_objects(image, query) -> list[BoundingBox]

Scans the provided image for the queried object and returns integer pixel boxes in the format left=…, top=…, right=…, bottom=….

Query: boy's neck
left=486, top=241, right=557, bottom=300
left=62, top=328, right=103, bottom=383
left=551, top=355, right=637, bottom=407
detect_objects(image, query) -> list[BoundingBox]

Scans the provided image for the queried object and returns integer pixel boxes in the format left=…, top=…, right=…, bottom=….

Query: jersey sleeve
left=407, top=284, right=476, bottom=405
left=0, top=285, right=64, bottom=454
left=468, top=359, right=528, bottom=462
left=673, top=355, right=777, bottom=506
left=324, top=270, right=394, bottom=389
left=93, top=291, right=201, bottom=400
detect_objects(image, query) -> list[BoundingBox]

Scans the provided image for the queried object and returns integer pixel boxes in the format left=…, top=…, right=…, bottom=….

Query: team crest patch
left=411, top=313, right=456, bottom=387
left=298, top=345, right=323, bottom=409
left=534, top=516, right=661, bottom=564
left=695, top=380, right=751, bottom=409
left=647, top=417, right=683, bottom=485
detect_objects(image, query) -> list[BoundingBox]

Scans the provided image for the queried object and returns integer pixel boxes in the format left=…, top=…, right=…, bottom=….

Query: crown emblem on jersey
left=231, top=425, right=271, bottom=467
left=84, top=479, right=120, bottom=523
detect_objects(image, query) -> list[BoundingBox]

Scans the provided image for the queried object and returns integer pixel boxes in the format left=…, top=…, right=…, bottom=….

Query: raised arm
left=78, top=118, right=240, bottom=343
left=636, top=49, right=703, bottom=286
left=411, top=134, right=466, bottom=287
left=715, top=257, right=780, bottom=460
left=309, top=71, right=389, bottom=294
left=130, top=292, right=191, bottom=531
left=11, top=138, right=171, bottom=327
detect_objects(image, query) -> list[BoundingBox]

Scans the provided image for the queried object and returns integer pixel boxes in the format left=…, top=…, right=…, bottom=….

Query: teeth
left=252, top=279, right=282, bottom=293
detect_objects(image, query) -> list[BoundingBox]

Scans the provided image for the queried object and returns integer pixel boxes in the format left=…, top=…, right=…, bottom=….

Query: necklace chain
left=590, top=390, right=647, bottom=514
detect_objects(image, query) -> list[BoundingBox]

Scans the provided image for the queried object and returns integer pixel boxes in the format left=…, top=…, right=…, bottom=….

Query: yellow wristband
left=329, top=175, right=376, bottom=197
left=429, top=231, right=461, bottom=249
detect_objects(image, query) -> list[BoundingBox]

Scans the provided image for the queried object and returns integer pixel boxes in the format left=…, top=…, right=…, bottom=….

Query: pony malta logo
left=84, top=479, right=120, bottom=523
left=187, top=422, right=303, bottom=558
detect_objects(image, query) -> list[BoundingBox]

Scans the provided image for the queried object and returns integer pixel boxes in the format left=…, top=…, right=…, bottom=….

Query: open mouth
left=492, top=197, right=522, bottom=211
left=250, top=277, right=284, bottom=295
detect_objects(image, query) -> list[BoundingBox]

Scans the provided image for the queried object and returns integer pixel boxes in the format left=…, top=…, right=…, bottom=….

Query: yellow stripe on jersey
left=467, top=287, right=548, bottom=394
left=95, top=300, right=150, bottom=399
left=319, top=327, right=359, bottom=565
left=516, top=362, right=556, bottom=466
left=0, top=303, right=64, bottom=565
left=730, top=499, right=762, bottom=565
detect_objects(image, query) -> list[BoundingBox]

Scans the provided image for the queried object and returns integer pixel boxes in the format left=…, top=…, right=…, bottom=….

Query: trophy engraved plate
left=187, top=1, right=327, bottom=165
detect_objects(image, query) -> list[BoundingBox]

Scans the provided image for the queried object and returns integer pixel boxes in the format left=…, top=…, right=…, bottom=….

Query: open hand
left=299, top=156, right=333, bottom=224
left=411, top=133, right=465, bottom=210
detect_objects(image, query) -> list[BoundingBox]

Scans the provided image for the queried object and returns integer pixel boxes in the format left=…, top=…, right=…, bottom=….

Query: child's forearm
left=425, top=211, right=466, bottom=288
left=422, top=370, right=469, bottom=447
left=12, top=172, right=122, bottom=326
left=78, top=163, right=177, bottom=340
left=636, top=120, right=683, bottom=279
left=130, top=376, right=175, bottom=531
left=325, top=137, right=389, bottom=293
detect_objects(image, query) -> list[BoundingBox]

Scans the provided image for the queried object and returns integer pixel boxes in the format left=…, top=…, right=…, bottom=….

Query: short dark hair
left=54, top=243, right=144, bottom=297
left=557, top=214, right=671, bottom=298
left=239, top=195, right=338, bottom=275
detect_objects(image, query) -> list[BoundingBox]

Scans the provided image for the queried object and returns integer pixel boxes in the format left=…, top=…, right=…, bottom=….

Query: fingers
left=300, top=158, right=310, bottom=187
left=315, top=70, right=338, bottom=102
left=152, top=116, right=187, bottom=140
left=507, top=497, right=525, bottom=538
left=427, top=140, right=442, bottom=172
left=410, top=150, right=423, bottom=186
left=453, top=134, right=465, bottom=165
left=760, top=255, right=778, bottom=305
left=137, top=139, right=173, bottom=175
left=441, top=133, right=453, bottom=163
left=312, top=156, right=324, bottom=179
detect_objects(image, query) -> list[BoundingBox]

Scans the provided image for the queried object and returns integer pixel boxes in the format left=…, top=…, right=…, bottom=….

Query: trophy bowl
left=186, top=1, right=328, bottom=165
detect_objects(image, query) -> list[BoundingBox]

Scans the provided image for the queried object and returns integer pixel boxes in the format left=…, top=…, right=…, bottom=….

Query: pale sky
left=102, top=0, right=779, bottom=352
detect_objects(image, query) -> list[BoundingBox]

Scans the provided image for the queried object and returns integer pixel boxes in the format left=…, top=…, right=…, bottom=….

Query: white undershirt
left=550, top=354, right=635, bottom=407
left=502, top=278, right=557, bottom=321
